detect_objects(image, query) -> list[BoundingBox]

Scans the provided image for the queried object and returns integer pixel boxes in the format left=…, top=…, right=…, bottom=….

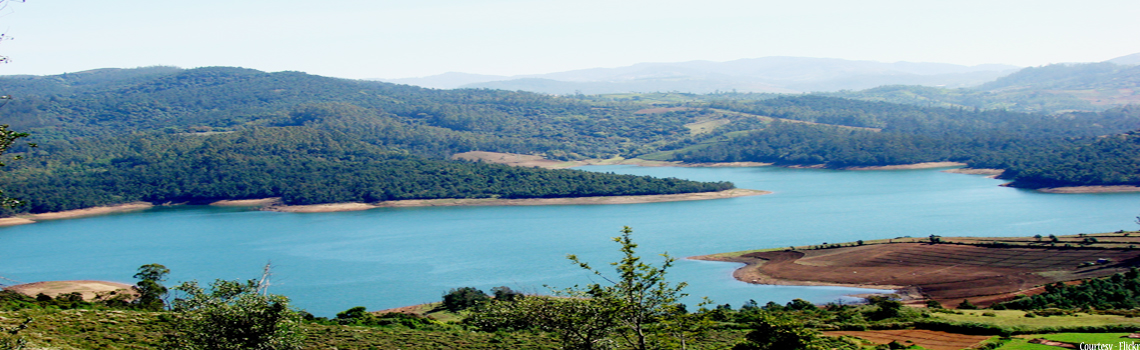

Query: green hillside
left=2, top=67, right=1140, bottom=215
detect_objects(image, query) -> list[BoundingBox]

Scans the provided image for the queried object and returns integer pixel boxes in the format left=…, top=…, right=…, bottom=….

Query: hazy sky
left=0, top=0, right=1137, bottom=79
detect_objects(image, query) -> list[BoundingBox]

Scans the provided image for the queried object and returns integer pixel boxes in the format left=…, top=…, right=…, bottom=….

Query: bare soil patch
left=265, top=189, right=770, bottom=212
left=0, top=217, right=35, bottom=227
left=27, top=202, right=153, bottom=220
left=824, top=329, right=992, bottom=350
left=451, top=151, right=580, bottom=168
left=843, top=162, right=966, bottom=171
left=1036, top=185, right=1140, bottom=194
left=696, top=243, right=1140, bottom=307
left=450, top=151, right=769, bottom=169
left=942, top=168, right=1005, bottom=176
left=633, top=107, right=695, bottom=114
left=5, top=281, right=135, bottom=301
left=266, top=202, right=378, bottom=213
left=209, top=198, right=282, bottom=207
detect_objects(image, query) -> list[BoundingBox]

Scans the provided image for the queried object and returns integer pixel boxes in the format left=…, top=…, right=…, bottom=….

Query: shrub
left=442, top=287, right=491, bottom=312
left=958, top=299, right=978, bottom=310
left=164, top=279, right=302, bottom=350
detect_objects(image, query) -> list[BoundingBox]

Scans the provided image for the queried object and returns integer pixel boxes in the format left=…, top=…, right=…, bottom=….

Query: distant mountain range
left=381, top=56, right=1022, bottom=94
left=381, top=54, right=1140, bottom=97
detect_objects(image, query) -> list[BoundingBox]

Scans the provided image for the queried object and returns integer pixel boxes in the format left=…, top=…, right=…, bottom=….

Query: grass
left=1, top=308, right=749, bottom=350
left=994, top=338, right=1064, bottom=350
left=1039, top=332, right=1138, bottom=344
left=996, top=333, right=1140, bottom=350
left=933, top=310, right=1140, bottom=329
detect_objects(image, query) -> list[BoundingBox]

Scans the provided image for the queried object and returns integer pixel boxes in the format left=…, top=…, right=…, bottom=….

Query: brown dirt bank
left=843, top=162, right=966, bottom=171
left=693, top=243, right=1140, bottom=307
left=0, top=202, right=154, bottom=227
left=450, top=151, right=771, bottom=169
left=942, top=168, right=1004, bottom=176
left=822, top=330, right=991, bottom=350
left=1034, top=185, right=1140, bottom=194
left=266, top=189, right=770, bottom=212
left=209, top=197, right=283, bottom=207
left=4, top=280, right=135, bottom=301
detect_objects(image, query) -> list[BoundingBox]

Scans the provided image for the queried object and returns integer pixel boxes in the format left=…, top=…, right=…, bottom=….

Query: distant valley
left=383, top=54, right=1140, bottom=114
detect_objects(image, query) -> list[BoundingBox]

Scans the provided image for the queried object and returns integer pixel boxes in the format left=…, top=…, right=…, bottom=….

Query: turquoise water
left=2, top=165, right=1139, bottom=316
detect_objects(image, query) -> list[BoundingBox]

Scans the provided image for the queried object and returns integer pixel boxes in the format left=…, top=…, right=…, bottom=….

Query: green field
left=934, top=310, right=1140, bottom=329
left=995, top=333, right=1138, bottom=350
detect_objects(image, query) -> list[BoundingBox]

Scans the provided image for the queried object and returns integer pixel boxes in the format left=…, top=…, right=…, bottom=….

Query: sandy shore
left=451, top=151, right=771, bottom=169
left=942, top=168, right=1004, bottom=176
left=0, top=202, right=155, bottom=227
left=688, top=253, right=903, bottom=291
left=28, top=202, right=154, bottom=220
left=843, top=162, right=966, bottom=171
left=265, top=202, right=380, bottom=213
left=209, top=198, right=283, bottom=207
left=1035, top=185, right=1140, bottom=194
left=266, top=189, right=770, bottom=213
left=0, top=217, right=36, bottom=227
left=4, top=280, right=135, bottom=301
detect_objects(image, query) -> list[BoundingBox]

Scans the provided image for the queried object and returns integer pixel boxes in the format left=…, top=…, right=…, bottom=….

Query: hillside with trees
left=2, top=67, right=1140, bottom=215
left=828, top=62, right=1140, bottom=114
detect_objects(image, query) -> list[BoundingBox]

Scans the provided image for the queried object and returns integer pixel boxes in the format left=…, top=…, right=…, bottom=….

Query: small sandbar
left=1036, top=185, right=1140, bottom=194
left=266, top=202, right=378, bottom=213
left=266, top=189, right=770, bottom=213
left=0, top=217, right=36, bottom=227
left=26, top=202, right=153, bottom=221
left=210, top=197, right=283, bottom=207
left=677, top=161, right=773, bottom=168
left=942, top=167, right=1004, bottom=176
left=4, top=280, right=135, bottom=301
left=844, top=162, right=966, bottom=171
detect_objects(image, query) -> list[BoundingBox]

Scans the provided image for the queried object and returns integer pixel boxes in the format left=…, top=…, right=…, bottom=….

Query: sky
left=0, top=0, right=1137, bottom=80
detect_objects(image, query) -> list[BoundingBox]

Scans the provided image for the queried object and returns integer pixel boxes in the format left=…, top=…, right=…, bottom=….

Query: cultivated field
left=823, top=329, right=994, bottom=350
left=696, top=235, right=1140, bottom=306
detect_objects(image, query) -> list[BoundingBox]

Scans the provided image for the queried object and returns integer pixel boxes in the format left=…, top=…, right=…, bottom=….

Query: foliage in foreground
left=995, top=268, right=1140, bottom=310
left=468, top=226, right=707, bottom=350
left=164, top=279, right=303, bottom=350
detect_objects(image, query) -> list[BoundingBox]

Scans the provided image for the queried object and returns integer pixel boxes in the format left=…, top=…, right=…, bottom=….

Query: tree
left=133, top=263, right=170, bottom=311
left=467, top=226, right=708, bottom=350
left=957, top=299, right=977, bottom=310
left=466, top=295, right=617, bottom=350
left=0, top=0, right=32, bottom=209
left=491, top=286, right=523, bottom=302
left=164, top=277, right=302, bottom=350
left=565, top=226, right=704, bottom=350
left=441, top=287, right=490, bottom=312
left=732, top=315, right=857, bottom=350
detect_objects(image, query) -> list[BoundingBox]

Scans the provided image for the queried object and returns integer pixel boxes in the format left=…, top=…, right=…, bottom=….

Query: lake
left=2, top=165, right=1139, bottom=316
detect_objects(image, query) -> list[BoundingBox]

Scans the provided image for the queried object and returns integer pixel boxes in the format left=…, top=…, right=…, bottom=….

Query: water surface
left=2, top=165, right=1138, bottom=316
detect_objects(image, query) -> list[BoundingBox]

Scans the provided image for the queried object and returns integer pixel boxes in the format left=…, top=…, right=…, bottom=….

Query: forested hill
left=0, top=127, right=731, bottom=215
left=2, top=66, right=1140, bottom=213
left=0, top=67, right=736, bottom=215
left=646, top=96, right=1140, bottom=188
left=0, top=66, right=694, bottom=160
left=825, top=62, right=1140, bottom=114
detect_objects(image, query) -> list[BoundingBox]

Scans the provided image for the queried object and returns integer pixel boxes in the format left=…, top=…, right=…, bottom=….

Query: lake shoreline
left=0, top=202, right=155, bottom=227
left=687, top=254, right=905, bottom=292
left=0, top=189, right=770, bottom=223
left=264, top=188, right=771, bottom=213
